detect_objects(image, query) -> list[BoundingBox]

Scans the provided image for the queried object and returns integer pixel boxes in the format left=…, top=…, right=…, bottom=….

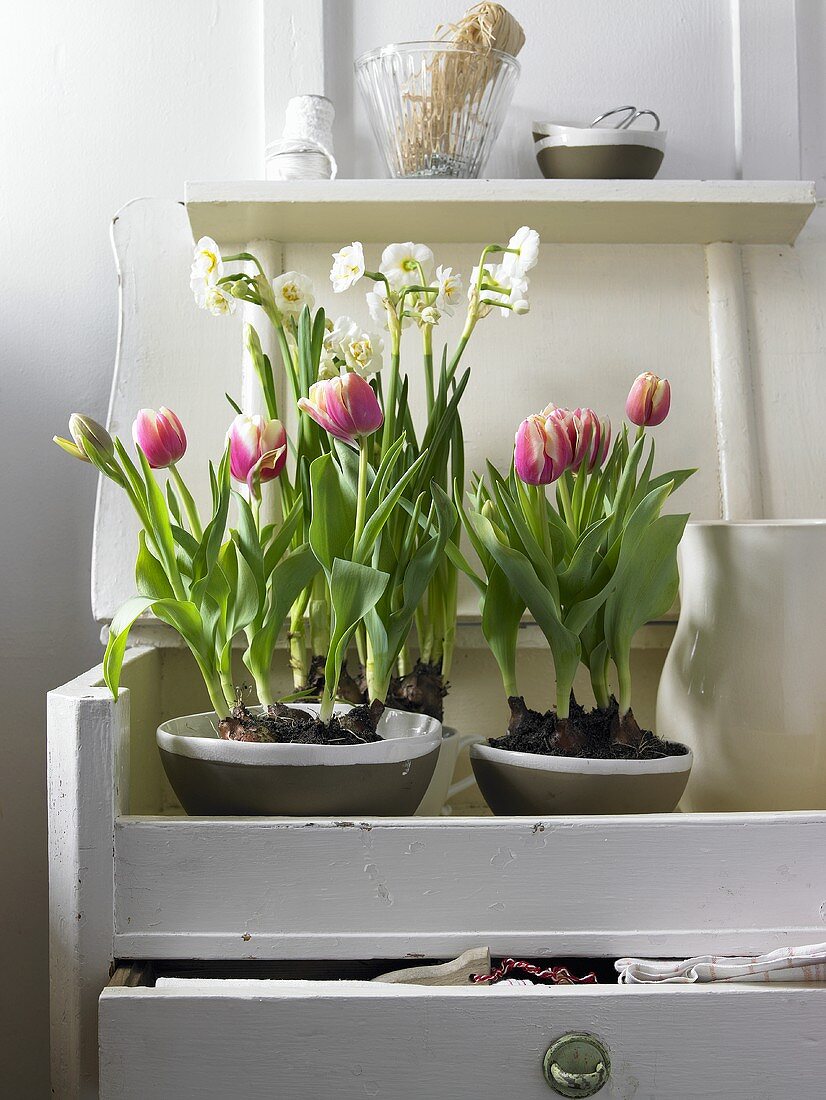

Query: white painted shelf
left=186, top=179, right=816, bottom=246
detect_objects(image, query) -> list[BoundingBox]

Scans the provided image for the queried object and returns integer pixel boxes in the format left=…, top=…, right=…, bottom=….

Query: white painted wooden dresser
left=49, top=183, right=826, bottom=1098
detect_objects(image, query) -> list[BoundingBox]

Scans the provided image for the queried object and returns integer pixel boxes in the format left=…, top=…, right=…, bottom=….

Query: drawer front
left=100, top=979, right=826, bottom=1099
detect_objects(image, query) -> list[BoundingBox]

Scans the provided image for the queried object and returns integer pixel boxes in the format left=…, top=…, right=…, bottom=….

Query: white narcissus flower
left=330, top=242, right=365, bottom=292
left=341, top=326, right=385, bottom=376
left=431, top=265, right=463, bottom=315
left=193, top=280, right=237, bottom=316
left=501, top=226, right=540, bottom=277
left=366, top=284, right=412, bottom=332
left=380, top=241, right=435, bottom=289
left=366, top=286, right=390, bottom=329
left=272, top=271, right=315, bottom=317
left=190, top=236, right=223, bottom=286
left=419, top=304, right=441, bottom=327
left=493, top=265, right=531, bottom=318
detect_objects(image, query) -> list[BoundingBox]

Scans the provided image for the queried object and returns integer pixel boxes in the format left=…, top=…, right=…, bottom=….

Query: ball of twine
left=437, top=2, right=526, bottom=58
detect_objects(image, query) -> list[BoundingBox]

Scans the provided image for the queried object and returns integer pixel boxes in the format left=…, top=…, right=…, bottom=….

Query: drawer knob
left=542, top=1033, right=610, bottom=1097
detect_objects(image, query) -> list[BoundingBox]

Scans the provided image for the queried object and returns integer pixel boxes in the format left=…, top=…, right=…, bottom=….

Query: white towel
left=616, top=941, right=826, bottom=984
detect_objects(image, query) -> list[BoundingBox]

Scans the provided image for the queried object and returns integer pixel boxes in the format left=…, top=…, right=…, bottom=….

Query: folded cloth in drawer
left=616, top=941, right=826, bottom=984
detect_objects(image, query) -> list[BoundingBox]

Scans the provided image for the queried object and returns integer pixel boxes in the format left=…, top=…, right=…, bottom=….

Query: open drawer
left=100, top=962, right=826, bottom=1099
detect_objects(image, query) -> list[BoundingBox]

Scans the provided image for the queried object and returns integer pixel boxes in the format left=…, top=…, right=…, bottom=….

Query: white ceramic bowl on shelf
left=158, top=703, right=441, bottom=817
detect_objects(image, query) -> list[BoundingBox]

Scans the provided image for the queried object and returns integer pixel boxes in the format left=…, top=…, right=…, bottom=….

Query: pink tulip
left=298, top=373, right=383, bottom=445
left=226, top=414, right=288, bottom=492
left=514, top=412, right=573, bottom=485
left=625, top=372, right=671, bottom=427
left=545, top=406, right=610, bottom=473
left=133, top=407, right=187, bottom=469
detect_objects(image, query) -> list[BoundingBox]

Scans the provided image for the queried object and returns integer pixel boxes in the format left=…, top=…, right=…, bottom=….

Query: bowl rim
left=158, top=704, right=443, bottom=767
left=471, top=741, right=693, bottom=776
left=355, top=40, right=521, bottom=70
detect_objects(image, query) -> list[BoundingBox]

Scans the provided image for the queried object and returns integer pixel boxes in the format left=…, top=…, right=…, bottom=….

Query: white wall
left=0, top=2, right=262, bottom=1094
left=1, top=1, right=824, bottom=1095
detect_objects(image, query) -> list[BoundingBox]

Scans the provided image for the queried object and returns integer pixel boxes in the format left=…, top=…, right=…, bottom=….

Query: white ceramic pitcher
left=656, top=521, right=826, bottom=811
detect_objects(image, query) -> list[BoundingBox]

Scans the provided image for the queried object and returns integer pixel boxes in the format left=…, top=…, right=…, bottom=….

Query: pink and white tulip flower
left=546, top=406, right=611, bottom=473
left=514, top=412, right=573, bottom=485
left=625, top=372, right=671, bottom=427
left=132, top=407, right=187, bottom=469
left=298, top=372, right=383, bottom=445
left=226, top=414, right=288, bottom=492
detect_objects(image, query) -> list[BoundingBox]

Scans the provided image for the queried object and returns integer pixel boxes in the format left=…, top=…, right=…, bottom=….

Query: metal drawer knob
left=542, top=1033, right=611, bottom=1097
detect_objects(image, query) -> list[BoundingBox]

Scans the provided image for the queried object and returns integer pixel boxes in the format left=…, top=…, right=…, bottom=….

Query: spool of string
left=266, top=95, right=337, bottom=180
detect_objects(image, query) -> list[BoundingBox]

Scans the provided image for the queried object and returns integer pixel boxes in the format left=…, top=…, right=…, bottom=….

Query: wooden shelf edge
left=185, top=178, right=817, bottom=246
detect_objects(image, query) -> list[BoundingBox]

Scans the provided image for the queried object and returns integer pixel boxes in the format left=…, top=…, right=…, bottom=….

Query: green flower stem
left=220, top=667, right=236, bottom=711
left=170, top=464, right=203, bottom=540
left=308, top=572, right=330, bottom=658
left=616, top=655, right=632, bottom=717
left=223, top=251, right=266, bottom=279
left=446, top=332, right=471, bottom=385
left=288, top=590, right=311, bottom=690
left=354, top=437, right=369, bottom=548
left=589, top=649, right=610, bottom=710
left=192, top=650, right=234, bottom=717
left=380, top=346, right=402, bottom=460
left=531, top=484, right=553, bottom=561
left=397, top=641, right=412, bottom=678
left=556, top=680, right=572, bottom=720
left=557, top=474, right=576, bottom=532
left=253, top=672, right=273, bottom=707
left=422, top=325, right=434, bottom=412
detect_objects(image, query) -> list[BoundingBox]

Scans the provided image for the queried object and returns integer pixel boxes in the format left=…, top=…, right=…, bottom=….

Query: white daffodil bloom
left=272, top=271, right=315, bottom=317
left=380, top=241, right=435, bottom=289
left=493, top=266, right=530, bottom=318
left=419, top=304, right=441, bottom=327
left=366, top=286, right=390, bottom=328
left=501, top=225, right=540, bottom=277
left=431, top=264, right=463, bottom=315
left=190, top=236, right=223, bottom=287
left=340, top=327, right=385, bottom=376
left=366, top=284, right=412, bottom=332
left=193, top=281, right=237, bottom=316
left=330, top=242, right=365, bottom=292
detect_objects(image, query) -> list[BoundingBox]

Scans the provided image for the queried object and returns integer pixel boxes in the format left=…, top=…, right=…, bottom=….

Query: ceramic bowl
left=158, top=704, right=442, bottom=817
left=532, top=122, right=666, bottom=179
left=470, top=742, right=692, bottom=815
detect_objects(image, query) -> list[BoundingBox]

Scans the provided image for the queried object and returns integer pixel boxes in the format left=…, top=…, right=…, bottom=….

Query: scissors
left=590, top=106, right=661, bottom=131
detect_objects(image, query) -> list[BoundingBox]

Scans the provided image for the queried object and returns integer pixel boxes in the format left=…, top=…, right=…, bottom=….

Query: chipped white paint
left=99, top=980, right=826, bottom=1099
left=112, top=811, right=826, bottom=961
left=47, top=650, right=143, bottom=1099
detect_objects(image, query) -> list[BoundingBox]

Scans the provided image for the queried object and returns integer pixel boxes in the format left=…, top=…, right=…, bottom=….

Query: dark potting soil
left=218, top=699, right=385, bottom=746
left=492, top=695, right=689, bottom=760
left=387, top=660, right=448, bottom=723
left=305, top=658, right=448, bottom=722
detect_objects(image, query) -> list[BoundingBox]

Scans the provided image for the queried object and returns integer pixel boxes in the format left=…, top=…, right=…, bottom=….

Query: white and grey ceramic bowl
left=533, top=122, right=667, bottom=179
left=471, top=742, right=692, bottom=815
left=158, top=703, right=442, bottom=817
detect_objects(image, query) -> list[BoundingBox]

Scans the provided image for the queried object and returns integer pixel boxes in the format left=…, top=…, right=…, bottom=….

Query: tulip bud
left=514, top=412, right=573, bottom=485
left=133, top=408, right=187, bottom=469
left=625, top=372, right=671, bottom=427
left=298, top=373, right=383, bottom=446
left=54, top=414, right=115, bottom=466
left=226, top=414, right=288, bottom=494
